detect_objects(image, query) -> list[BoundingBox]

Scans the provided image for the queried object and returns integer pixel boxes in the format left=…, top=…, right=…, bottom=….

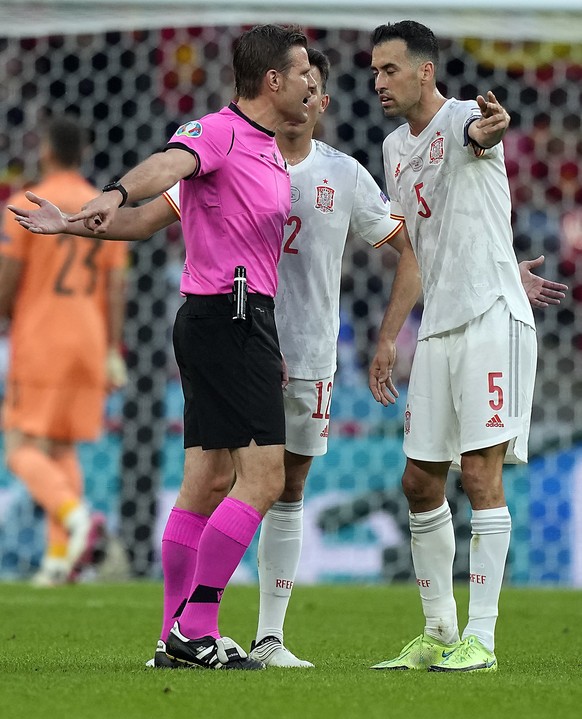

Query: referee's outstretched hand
left=8, top=191, right=68, bottom=235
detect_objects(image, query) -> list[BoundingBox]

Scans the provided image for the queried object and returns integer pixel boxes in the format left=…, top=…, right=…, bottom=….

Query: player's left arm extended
left=369, top=225, right=421, bottom=406
left=9, top=192, right=176, bottom=241
left=468, top=90, right=510, bottom=149
left=69, top=148, right=197, bottom=234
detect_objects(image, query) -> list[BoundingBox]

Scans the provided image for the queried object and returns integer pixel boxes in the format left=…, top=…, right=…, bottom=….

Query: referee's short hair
left=233, top=24, right=308, bottom=101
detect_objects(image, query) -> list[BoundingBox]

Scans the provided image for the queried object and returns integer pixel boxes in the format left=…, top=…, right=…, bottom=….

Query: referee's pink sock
left=175, top=497, right=261, bottom=641
left=160, top=507, right=208, bottom=641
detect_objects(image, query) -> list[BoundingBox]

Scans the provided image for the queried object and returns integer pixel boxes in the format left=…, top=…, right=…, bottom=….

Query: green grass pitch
left=0, top=582, right=580, bottom=719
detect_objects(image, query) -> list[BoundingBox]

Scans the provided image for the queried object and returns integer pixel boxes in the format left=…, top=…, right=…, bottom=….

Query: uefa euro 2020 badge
left=176, top=121, right=203, bottom=138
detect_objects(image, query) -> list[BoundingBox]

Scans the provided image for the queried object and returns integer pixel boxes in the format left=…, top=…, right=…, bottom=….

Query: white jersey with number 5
left=277, top=139, right=402, bottom=379
left=383, top=97, right=534, bottom=341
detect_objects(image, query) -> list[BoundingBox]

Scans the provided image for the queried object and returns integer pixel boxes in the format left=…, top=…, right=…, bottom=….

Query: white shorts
left=284, top=376, right=334, bottom=457
left=403, top=299, right=537, bottom=466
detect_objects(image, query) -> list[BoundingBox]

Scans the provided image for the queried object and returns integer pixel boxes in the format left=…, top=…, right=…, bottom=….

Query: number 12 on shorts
left=312, top=380, right=332, bottom=419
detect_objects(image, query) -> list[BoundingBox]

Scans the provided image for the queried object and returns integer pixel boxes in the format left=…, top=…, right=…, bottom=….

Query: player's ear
left=419, top=61, right=435, bottom=84
left=266, top=69, right=280, bottom=92
left=320, top=94, right=330, bottom=114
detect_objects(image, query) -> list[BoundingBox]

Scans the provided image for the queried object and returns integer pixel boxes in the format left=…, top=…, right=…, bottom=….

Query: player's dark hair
left=371, top=20, right=439, bottom=69
left=307, top=47, right=330, bottom=93
left=45, top=115, right=86, bottom=167
left=233, top=24, right=308, bottom=100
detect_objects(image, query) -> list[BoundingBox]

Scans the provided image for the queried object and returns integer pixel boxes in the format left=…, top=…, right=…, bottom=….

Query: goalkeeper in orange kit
left=0, top=115, right=128, bottom=586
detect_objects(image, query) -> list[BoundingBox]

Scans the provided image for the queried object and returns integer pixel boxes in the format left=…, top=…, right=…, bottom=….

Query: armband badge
left=176, top=121, right=203, bottom=138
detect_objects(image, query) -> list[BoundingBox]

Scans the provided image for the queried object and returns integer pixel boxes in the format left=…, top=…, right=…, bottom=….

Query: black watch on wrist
left=102, top=181, right=128, bottom=207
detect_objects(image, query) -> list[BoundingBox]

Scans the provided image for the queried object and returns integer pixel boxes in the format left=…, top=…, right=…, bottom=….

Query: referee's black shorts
left=172, top=293, right=286, bottom=450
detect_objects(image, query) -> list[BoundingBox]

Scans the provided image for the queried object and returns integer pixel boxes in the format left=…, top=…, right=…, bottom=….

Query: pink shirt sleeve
left=167, top=114, right=235, bottom=176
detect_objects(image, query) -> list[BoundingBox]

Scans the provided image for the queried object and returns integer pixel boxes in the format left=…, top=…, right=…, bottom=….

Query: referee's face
left=278, top=67, right=328, bottom=140
left=276, top=46, right=315, bottom=124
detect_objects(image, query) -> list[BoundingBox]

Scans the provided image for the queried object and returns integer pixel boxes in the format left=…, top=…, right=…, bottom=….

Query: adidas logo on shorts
left=320, top=425, right=329, bottom=438
left=486, top=414, right=504, bottom=428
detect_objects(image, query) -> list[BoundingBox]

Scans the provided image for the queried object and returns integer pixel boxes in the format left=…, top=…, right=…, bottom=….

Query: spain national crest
left=429, top=134, right=444, bottom=164
left=315, top=185, right=335, bottom=213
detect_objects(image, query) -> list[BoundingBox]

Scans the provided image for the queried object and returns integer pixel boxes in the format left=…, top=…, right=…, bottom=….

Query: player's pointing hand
left=68, top=192, right=120, bottom=233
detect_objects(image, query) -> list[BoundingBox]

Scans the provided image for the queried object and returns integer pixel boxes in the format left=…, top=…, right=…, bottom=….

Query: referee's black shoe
left=145, top=640, right=184, bottom=669
left=165, top=622, right=265, bottom=670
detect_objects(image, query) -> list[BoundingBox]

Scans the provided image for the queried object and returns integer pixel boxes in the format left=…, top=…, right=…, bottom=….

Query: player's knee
left=460, top=470, right=504, bottom=508
left=264, top=471, right=286, bottom=506
left=402, top=469, right=444, bottom=507
left=460, top=455, right=502, bottom=490
left=403, top=479, right=440, bottom=506
left=281, top=471, right=305, bottom=501
left=279, top=484, right=303, bottom=503
left=207, top=470, right=235, bottom=504
left=4, top=438, right=37, bottom=474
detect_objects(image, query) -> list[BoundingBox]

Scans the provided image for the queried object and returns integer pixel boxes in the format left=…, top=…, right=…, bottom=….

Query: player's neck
left=277, top=134, right=312, bottom=166
left=42, top=160, right=78, bottom=176
left=407, top=91, right=447, bottom=137
left=236, top=97, right=279, bottom=133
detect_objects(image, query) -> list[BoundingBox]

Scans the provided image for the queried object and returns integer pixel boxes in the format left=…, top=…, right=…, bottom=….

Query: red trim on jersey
left=163, top=191, right=181, bottom=219
left=373, top=220, right=404, bottom=248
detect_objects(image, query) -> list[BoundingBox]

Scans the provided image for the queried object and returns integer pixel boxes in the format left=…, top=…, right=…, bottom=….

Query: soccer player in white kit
left=368, top=20, right=538, bottom=672
left=248, top=48, right=408, bottom=667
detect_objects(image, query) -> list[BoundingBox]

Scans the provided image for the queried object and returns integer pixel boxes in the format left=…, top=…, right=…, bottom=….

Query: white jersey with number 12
left=277, top=139, right=402, bottom=379
left=165, top=139, right=402, bottom=379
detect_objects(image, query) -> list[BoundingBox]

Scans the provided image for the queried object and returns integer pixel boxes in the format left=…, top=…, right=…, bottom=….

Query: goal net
left=1, top=0, right=581, bottom=585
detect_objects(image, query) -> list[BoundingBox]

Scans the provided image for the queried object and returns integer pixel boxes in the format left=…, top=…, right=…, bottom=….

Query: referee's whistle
left=232, top=265, right=247, bottom=321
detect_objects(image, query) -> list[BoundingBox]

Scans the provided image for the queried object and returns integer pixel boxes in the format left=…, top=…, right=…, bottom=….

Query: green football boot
left=371, top=633, right=460, bottom=670
left=429, top=634, right=497, bottom=672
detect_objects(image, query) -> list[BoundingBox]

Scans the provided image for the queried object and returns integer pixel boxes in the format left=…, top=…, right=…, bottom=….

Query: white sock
left=463, top=506, right=511, bottom=652
left=409, top=500, right=459, bottom=645
left=256, top=499, right=303, bottom=643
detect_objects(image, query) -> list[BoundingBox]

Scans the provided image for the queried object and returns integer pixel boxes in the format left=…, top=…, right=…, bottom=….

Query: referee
left=68, top=24, right=315, bottom=670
